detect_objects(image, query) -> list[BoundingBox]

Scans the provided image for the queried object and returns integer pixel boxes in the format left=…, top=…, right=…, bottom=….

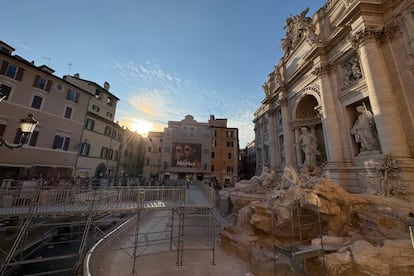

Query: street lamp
left=0, top=114, right=38, bottom=150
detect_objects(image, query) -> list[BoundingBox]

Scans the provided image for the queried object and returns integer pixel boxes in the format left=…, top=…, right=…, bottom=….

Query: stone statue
left=298, top=127, right=320, bottom=168
left=351, top=105, right=380, bottom=152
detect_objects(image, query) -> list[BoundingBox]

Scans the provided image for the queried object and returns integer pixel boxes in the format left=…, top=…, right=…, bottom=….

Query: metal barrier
left=0, top=186, right=190, bottom=216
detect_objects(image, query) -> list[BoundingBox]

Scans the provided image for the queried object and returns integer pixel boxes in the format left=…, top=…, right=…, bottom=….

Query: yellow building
left=64, top=74, right=121, bottom=179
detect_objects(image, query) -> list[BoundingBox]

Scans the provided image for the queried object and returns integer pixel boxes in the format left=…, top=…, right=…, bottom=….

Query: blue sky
left=3, top=0, right=326, bottom=147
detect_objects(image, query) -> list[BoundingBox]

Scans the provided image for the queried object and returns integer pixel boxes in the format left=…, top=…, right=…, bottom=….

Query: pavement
left=88, top=208, right=252, bottom=276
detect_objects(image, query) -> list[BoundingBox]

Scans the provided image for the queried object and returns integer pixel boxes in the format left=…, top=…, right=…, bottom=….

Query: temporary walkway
left=0, top=181, right=215, bottom=275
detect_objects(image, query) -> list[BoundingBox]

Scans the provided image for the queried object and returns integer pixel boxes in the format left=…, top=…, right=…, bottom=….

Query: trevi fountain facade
left=220, top=0, right=414, bottom=275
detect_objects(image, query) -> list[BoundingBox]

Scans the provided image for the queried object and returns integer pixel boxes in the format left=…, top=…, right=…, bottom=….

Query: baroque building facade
left=254, top=0, right=414, bottom=195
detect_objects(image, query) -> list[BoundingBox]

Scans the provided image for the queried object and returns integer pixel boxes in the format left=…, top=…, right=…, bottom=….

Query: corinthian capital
left=312, top=64, right=331, bottom=76
left=349, top=26, right=395, bottom=48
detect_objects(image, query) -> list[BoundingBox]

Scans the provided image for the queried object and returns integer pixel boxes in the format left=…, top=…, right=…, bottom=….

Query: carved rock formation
left=219, top=166, right=414, bottom=275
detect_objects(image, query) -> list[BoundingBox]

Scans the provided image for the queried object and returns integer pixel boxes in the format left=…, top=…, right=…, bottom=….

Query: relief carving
left=342, top=55, right=363, bottom=86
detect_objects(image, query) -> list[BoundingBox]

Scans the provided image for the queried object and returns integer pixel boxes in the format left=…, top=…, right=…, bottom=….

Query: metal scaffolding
left=272, top=199, right=326, bottom=275
left=0, top=181, right=215, bottom=275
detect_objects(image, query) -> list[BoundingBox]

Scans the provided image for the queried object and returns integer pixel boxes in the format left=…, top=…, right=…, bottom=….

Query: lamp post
left=0, top=114, right=38, bottom=150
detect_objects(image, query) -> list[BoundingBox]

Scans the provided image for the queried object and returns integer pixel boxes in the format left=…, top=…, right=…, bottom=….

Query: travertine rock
left=221, top=166, right=414, bottom=275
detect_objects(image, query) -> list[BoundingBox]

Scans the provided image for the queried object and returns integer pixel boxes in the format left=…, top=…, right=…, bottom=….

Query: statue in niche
left=343, top=57, right=363, bottom=85
left=297, top=127, right=320, bottom=169
left=351, top=105, right=380, bottom=152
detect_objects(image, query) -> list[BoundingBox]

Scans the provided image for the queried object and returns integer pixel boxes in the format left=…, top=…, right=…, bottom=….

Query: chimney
left=104, top=81, right=110, bottom=91
left=74, top=73, right=80, bottom=78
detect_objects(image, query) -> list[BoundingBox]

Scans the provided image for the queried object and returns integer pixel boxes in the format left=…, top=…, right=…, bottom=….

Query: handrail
left=0, top=186, right=187, bottom=212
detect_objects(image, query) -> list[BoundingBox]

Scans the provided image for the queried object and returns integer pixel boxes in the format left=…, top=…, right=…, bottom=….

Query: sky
left=3, top=0, right=326, bottom=147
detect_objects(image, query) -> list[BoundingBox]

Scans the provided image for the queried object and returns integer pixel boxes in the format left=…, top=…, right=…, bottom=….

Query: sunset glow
left=130, top=119, right=153, bottom=135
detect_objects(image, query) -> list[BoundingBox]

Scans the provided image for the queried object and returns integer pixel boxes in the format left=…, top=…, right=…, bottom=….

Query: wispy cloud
left=112, top=59, right=258, bottom=146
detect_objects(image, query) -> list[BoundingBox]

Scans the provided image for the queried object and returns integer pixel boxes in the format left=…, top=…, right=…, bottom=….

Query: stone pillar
left=313, top=63, right=345, bottom=163
left=353, top=30, right=410, bottom=157
left=267, top=109, right=279, bottom=170
left=280, top=97, right=295, bottom=165
left=295, top=127, right=303, bottom=165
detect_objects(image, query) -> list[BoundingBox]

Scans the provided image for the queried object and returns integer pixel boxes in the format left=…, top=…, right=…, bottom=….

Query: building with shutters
left=0, top=41, right=89, bottom=179
left=64, top=74, right=122, bottom=179
left=209, top=115, right=239, bottom=188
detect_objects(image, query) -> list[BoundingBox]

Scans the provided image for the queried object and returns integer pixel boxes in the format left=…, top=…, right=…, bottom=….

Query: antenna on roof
left=42, top=57, right=52, bottom=66
left=68, top=63, right=72, bottom=74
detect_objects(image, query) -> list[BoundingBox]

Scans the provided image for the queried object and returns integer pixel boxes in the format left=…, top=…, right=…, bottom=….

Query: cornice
left=350, top=22, right=400, bottom=48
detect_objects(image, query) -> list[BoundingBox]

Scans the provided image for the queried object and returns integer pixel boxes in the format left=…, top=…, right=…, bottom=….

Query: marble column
left=280, top=97, right=295, bottom=165
left=354, top=30, right=410, bottom=157
left=295, top=127, right=303, bottom=165
left=267, top=109, right=280, bottom=170
left=313, top=61, right=344, bottom=163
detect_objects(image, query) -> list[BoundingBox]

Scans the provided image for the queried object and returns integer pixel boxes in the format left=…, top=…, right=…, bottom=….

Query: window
left=104, top=126, right=112, bottom=136
left=114, top=151, right=119, bottom=160
left=79, top=142, right=90, bottom=156
left=148, top=146, right=152, bottom=152
left=227, top=141, right=234, bottom=147
left=227, top=131, right=233, bottom=138
left=211, top=152, right=215, bottom=158
left=106, top=111, right=113, bottom=118
left=92, top=104, right=100, bottom=112
left=31, top=95, right=43, bottom=109
left=0, top=84, right=11, bottom=101
left=66, top=89, right=79, bottom=103
left=85, top=119, right=95, bottom=130
left=112, top=130, right=117, bottom=139
left=64, top=106, right=73, bottom=119
left=107, top=97, right=113, bottom=106
left=228, top=152, right=232, bottom=159
left=28, top=131, right=39, bottom=146
left=100, top=147, right=108, bottom=158
left=5, top=64, right=17, bottom=78
left=211, top=165, right=215, bottom=172
left=95, top=89, right=101, bottom=99
left=108, top=149, right=113, bottom=160
left=226, top=166, right=233, bottom=173
left=0, top=124, right=5, bottom=136
left=13, top=128, right=39, bottom=146
left=214, top=130, right=217, bottom=137
left=212, top=140, right=217, bottom=146
left=0, top=61, right=24, bottom=80
left=52, top=135, right=70, bottom=151
left=33, top=75, right=51, bottom=91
